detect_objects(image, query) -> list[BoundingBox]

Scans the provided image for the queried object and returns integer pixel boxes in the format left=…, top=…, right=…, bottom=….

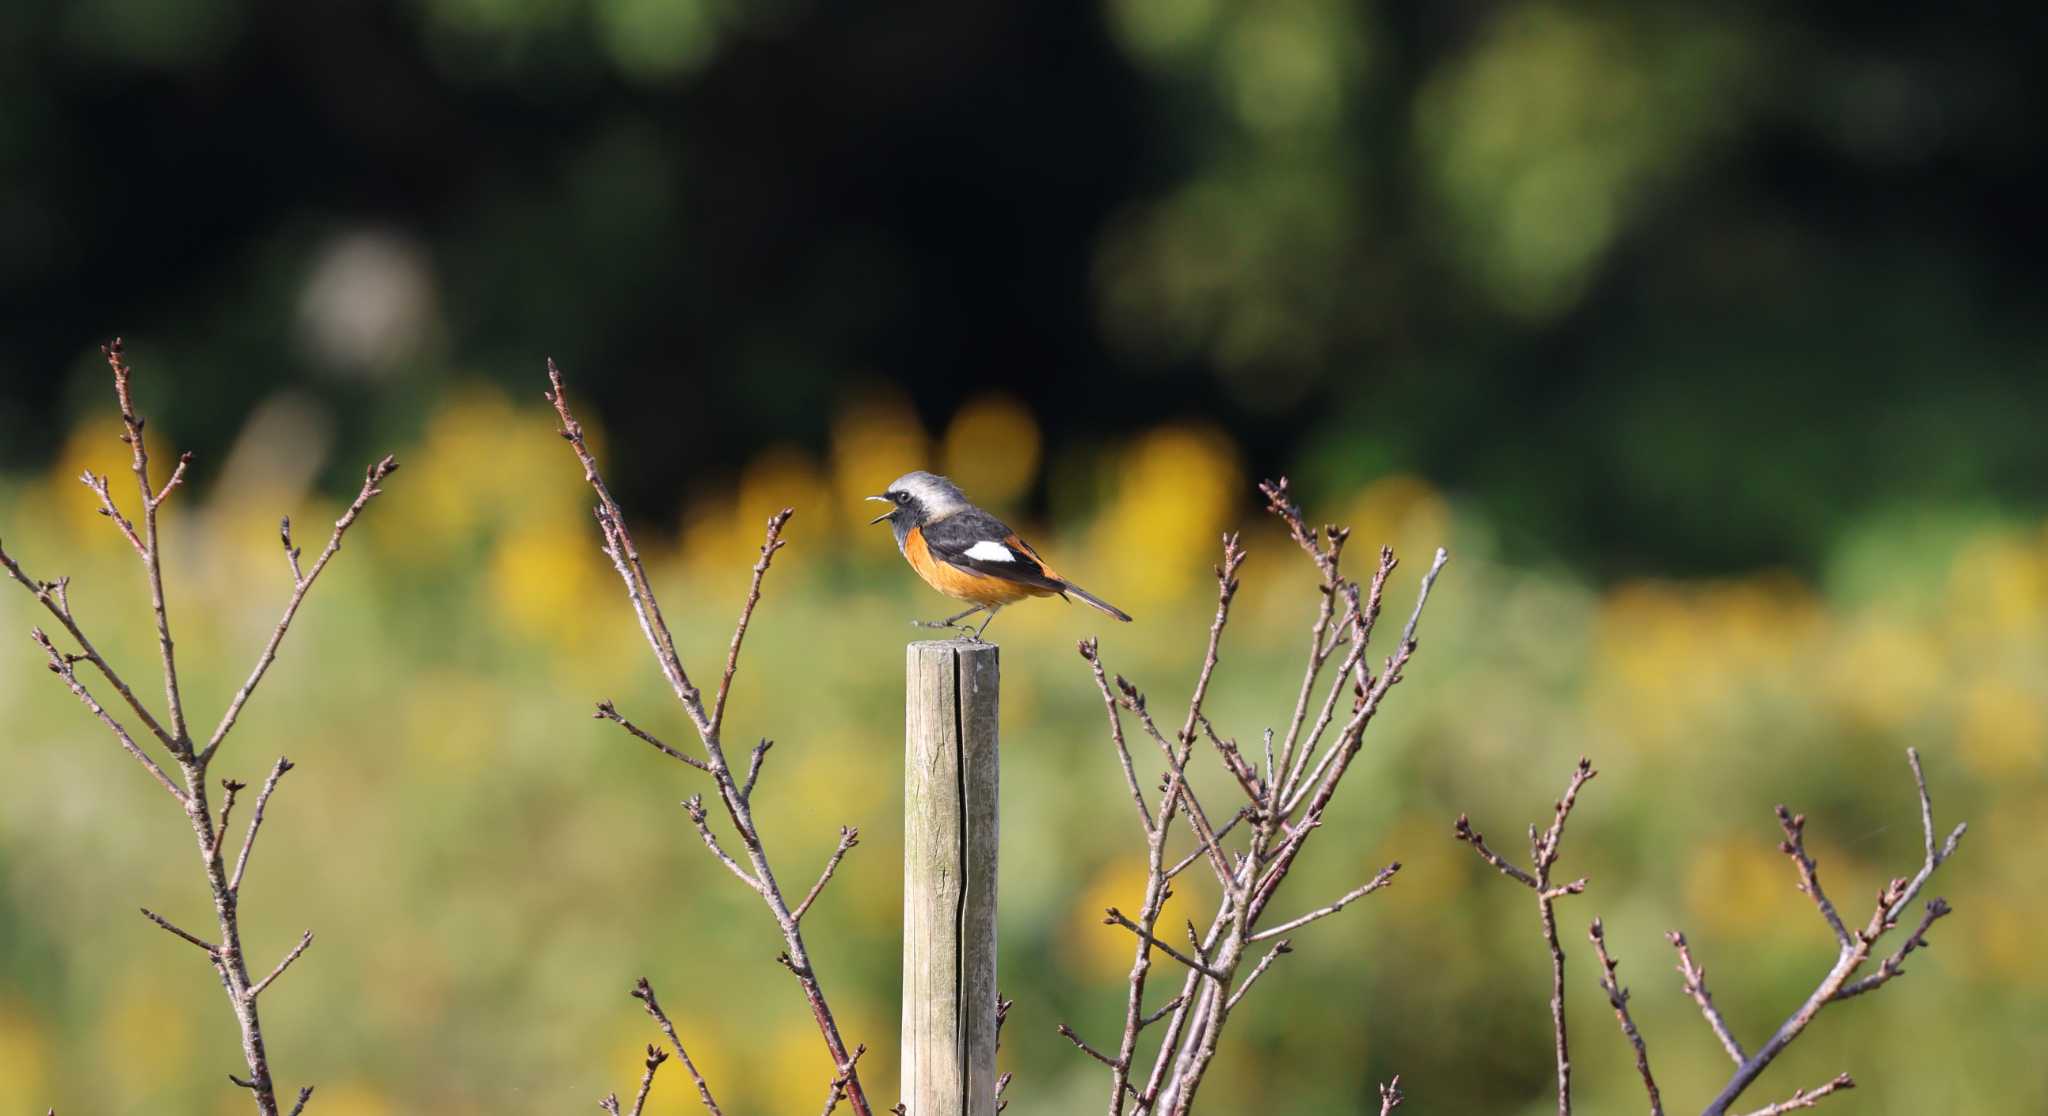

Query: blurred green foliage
left=2, top=382, right=2043, bottom=1113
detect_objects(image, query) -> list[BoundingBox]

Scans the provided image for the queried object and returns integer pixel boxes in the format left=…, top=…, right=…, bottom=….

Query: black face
left=869, top=488, right=924, bottom=528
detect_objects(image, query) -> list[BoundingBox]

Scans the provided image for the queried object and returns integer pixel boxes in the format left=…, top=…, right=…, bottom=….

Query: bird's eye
left=894, top=491, right=911, bottom=505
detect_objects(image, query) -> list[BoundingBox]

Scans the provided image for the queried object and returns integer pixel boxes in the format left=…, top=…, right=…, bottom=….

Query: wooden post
left=903, top=639, right=1000, bottom=1116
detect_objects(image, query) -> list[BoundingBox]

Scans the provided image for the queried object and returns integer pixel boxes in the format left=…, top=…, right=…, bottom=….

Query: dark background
left=5, top=0, right=2042, bottom=576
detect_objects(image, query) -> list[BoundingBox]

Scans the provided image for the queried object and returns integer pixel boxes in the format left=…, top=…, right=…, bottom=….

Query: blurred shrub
left=0, top=385, right=2041, bottom=1113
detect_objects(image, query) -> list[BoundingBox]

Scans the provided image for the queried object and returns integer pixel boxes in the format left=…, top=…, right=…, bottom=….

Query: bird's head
left=867, top=470, right=968, bottom=528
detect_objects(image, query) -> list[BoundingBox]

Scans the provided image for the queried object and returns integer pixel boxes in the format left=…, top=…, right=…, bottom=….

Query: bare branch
left=1165, top=808, right=1249, bottom=880
left=1732, top=1074, right=1855, bottom=1116
left=712, top=508, right=793, bottom=737
left=594, top=700, right=709, bottom=773
left=1248, top=862, right=1399, bottom=943
left=1589, top=919, right=1662, bottom=1116
left=1056, top=1024, right=1126, bottom=1074
left=1701, top=752, right=1966, bottom=1116
left=1834, top=898, right=1952, bottom=1000
left=552, top=364, right=870, bottom=1114
left=1452, top=814, right=1536, bottom=888
left=140, top=907, right=218, bottom=956
left=792, top=827, right=860, bottom=923
left=1115, top=673, right=1237, bottom=897
left=201, top=453, right=398, bottom=765
left=1, top=543, right=177, bottom=750
left=1105, top=487, right=1451, bottom=1116
left=1225, top=940, right=1291, bottom=1011
left=608, top=1044, right=667, bottom=1116
left=633, top=979, right=723, bottom=1115
left=818, top=1043, right=868, bottom=1116
left=247, top=933, right=314, bottom=1001
left=78, top=469, right=145, bottom=556
left=740, top=738, right=772, bottom=803
left=155, top=451, right=192, bottom=507
left=231, top=757, right=298, bottom=896
left=107, top=341, right=192, bottom=746
left=1079, top=639, right=1152, bottom=833
left=30, top=629, right=186, bottom=803
left=1668, top=931, right=1746, bottom=1064
left=1140, top=993, right=1187, bottom=1029
left=278, top=517, right=305, bottom=587
left=17, top=345, right=380, bottom=1116
left=212, top=779, right=248, bottom=858
left=1103, top=908, right=1229, bottom=982
left=1455, top=758, right=1597, bottom=1116
left=1774, top=807, right=1852, bottom=948
left=682, top=796, right=763, bottom=893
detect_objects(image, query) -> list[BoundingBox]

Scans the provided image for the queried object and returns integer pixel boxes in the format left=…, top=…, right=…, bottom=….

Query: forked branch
left=7, top=340, right=395, bottom=1114
left=548, top=363, right=871, bottom=1116
left=1467, top=749, right=1965, bottom=1116
left=1064, top=479, right=1447, bottom=1115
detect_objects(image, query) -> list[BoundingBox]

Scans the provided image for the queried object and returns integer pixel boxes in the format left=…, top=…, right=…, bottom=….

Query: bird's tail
left=1063, top=583, right=1133, bottom=622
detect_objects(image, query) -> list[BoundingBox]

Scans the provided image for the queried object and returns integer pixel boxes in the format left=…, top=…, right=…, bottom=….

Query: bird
left=868, top=471, right=1132, bottom=641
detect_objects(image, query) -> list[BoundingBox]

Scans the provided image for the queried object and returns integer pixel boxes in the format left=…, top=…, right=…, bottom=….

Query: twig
left=279, top=518, right=304, bottom=587
left=1452, top=814, right=1538, bottom=888
left=632, top=978, right=722, bottom=1115
left=1079, top=639, right=1153, bottom=834
left=201, top=453, right=397, bottom=765
left=1732, top=1074, right=1854, bottom=1116
left=792, top=827, right=860, bottom=923
left=1589, top=919, right=1662, bottom=1116
left=1834, top=898, right=1951, bottom=1000
left=1248, top=863, right=1399, bottom=942
left=1667, top=931, right=1746, bottom=1064
left=140, top=907, right=218, bottom=955
left=1103, top=908, right=1229, bottom=981
left=247, top=932, right=314, bottom=1001
left=600, top=1042, right=667, bottom=1116
left=1774, top=806, right=1852, bottom=948
left=713, top=509, right=792, bottom=737
left=1057, top=1024, right=1127, bottom=1075
left=818, top=1044, right=868, bottom=1116
left=1140, top=993, right=1187, bottom=1029
left=1, top=543, right=176, bottom=749
left=1454, top=757, right=1597, bottom=1116
left=231, top=758, right=297, bottom=895
left=741, top=738, right=772, bottom=802
left=29, top=628, right=187, bottom=803
left=683, top=796, right=763, bottom=892
left=1224, top=940, right=1291, bottom=1011
left=1378, top=1076, right=1404, bottom=1115
left=1165, top=808, right=1248, bottom=879
left=595, top=700, right=711, bottom=773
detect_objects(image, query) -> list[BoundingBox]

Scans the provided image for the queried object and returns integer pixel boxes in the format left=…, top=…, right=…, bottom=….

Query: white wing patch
left=964, top=540, right=1016, bottom=563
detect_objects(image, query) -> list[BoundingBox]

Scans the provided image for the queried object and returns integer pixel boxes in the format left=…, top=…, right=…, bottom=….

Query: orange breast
left=905, top=527, right=1048, bottom=606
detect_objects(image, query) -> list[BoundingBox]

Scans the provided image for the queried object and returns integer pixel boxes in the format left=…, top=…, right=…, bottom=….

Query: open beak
left=866, top=495, right=893, bottom=525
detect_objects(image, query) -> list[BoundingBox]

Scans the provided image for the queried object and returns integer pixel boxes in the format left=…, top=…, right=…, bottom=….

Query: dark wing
left=920, top=509, right=1067, bottom=592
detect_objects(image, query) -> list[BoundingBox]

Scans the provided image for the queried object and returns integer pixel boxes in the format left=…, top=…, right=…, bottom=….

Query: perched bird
left=868, top=471, right=1132, bottom=641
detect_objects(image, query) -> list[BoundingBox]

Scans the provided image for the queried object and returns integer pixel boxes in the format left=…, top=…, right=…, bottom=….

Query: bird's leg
left=968, top=605, right=1003, bottom=642
left=915, top=604, right=985, bottom=633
